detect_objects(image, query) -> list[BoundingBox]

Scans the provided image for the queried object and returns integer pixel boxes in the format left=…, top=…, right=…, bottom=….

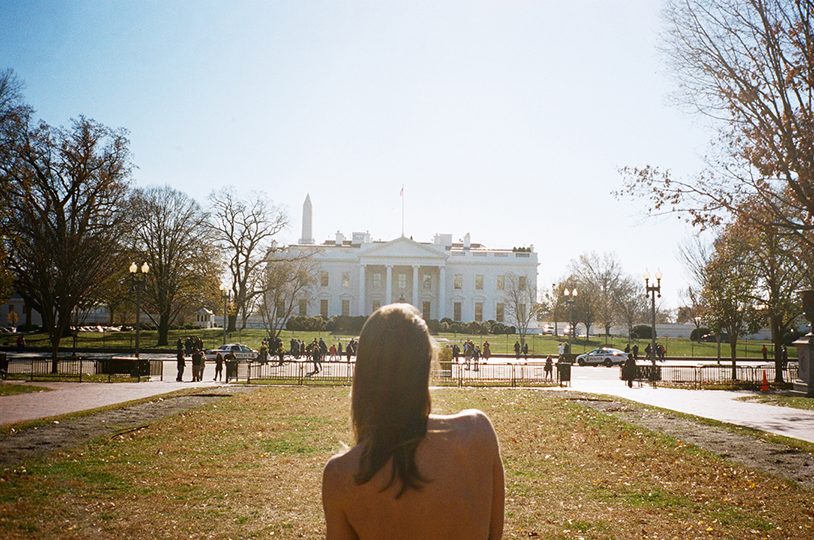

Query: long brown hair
left=351, top=303, right=434, bottom=497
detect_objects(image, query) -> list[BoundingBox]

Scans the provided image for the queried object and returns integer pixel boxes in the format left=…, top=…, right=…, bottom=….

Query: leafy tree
left=724, top=210, right=806, bottom=382
left=125, top=186, right=221, bottom=346
left=1, top=111, right=132, bottom=369
left=618, top=0, right=814, bottom=241
left=682, top=236, right=762, bottom=379
left=208, top=188, right=287, bottom=331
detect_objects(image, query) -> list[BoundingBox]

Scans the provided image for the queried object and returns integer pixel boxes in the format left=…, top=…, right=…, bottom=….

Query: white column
left=358, top=265, right=366, bottom=315
left=438, top=266, right=446, bottom=319
left=412, top=266, right=419, bottom=308
left=386, top=265, right=393, bottom=305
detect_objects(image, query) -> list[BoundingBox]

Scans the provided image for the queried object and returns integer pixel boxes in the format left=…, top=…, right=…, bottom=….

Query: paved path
left=568, top=378, right=814, bottom=444
left=0, top=380, right=219, bottom=426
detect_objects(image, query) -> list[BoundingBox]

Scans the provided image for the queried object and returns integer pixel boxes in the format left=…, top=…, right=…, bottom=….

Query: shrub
left=690, top=327, right=710, bottom=342
left=631, top=325, right=653, bottom=339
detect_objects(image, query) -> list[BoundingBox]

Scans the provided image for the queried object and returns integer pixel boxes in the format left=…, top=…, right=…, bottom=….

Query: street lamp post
left=129, top=262, right=150, bottom=358
left=644, top=268, right=662, bottom=367
left=220, top=283, right=229, bottom=346
left=563, top=288, right=577, bottom=354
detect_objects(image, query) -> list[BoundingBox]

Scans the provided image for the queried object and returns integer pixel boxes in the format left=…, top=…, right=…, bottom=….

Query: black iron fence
left=1, top=355, right=163, bottom=382
left=621, top=363, right=798, bottom=389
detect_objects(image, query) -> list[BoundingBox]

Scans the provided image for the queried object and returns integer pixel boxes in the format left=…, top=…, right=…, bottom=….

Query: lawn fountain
left=793, top=290, right=814, bottom=396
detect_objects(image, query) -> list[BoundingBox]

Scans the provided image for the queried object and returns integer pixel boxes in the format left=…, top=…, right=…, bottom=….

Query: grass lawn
left=1, top=386, right=811, bottom=539
left=0, top=383, right=51, bottom=397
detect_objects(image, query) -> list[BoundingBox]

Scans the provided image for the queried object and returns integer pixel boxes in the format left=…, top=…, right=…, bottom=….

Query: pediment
left=359, top=237, right=448, bottom=264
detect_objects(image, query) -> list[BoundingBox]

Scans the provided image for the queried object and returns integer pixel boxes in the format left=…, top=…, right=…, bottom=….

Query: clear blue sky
left=1, top=0, right=713, bottom=310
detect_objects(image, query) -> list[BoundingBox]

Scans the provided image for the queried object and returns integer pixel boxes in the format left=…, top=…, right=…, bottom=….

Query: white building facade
left=283, top=196, right=539, bottom=323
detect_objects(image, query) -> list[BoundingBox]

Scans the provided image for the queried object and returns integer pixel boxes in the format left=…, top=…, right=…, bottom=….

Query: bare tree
left=1, top=113, right=132, bottom=369
left=618, top=0, right=814, bottom=241
left=256, top=250, right=318, bottom=341
left=569, top=252, right=625, bottom=342
left=614, top=276, right=647, bottom=341
left=504, top=272, right=540, bottom=345
left=208, top=188, right=287, bottom=331
left=126, top=186, right=221, bottom=346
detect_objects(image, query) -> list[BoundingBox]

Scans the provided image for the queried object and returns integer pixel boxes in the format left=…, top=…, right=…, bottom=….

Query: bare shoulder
left=322, top=446, right=361, bottom=498
left=429, top=409, right=499, bottom=447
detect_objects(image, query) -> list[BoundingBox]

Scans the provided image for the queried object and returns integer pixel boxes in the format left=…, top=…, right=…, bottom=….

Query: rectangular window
left=453, top=302, right=462, bottom=322
left=475, top=275, right=483, bottom=290
left=342, top=299, right=350, bottom=317
left=475, top=302, right=483, bottom=322
left=496, top=275, right=505, bottom=290
left=422, top=273, right=432, bottom=290
left=422, top=301, right=431, bottom=320
left=398, top=273, right=407, bottom=290
left=496, top=303, right=504, bottom=323
left=373, top=273, right=382, bottom=290
left=519, top=275, right=527, bottom=291
left=454, top=274, right=462, bottom=289
left=299, top=300, right=307, bottom=317
left=320, top=299, right=329, bottom=318
left=320, top=272, right=329, bottom=287
left=342, top=272, right=350, bottom=288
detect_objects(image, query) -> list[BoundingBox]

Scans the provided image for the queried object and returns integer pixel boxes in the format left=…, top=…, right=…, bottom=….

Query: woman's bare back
left=323, top=409, right=504, bottom=540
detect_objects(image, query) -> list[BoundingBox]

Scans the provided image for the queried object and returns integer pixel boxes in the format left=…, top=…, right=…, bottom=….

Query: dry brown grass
left=1, top=386, right=812, bottom=539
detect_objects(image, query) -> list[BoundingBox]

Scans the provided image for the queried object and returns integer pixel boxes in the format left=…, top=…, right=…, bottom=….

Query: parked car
left=575, top=347, right=629, bottom=367
left=542, top=324, right=554, bottom=335
left=205, top=343, right=258, bottom=360
left=700, top=333, right=729, bottom=343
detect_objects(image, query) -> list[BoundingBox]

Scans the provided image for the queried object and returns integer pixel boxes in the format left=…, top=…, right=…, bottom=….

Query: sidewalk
left=569, top=378, right=814, bottom=445
left=0, top=379, right=218, bottom=426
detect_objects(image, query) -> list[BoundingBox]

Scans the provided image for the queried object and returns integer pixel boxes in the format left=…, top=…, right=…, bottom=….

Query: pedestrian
left=482, top=341, right=491, bottom=361
left=185, top=336, right=193, bottom=356
left=176, top=338, right=183, bottom=353
left=16, top=333, right=25, bottom=353
left=514, top=341, right=521, bottom=360
left=214, top=353, right=224, bottom=381
left=452, top=343, right=460, bottom=364
left=762, top=345, right=768, bottom=361
left=338, top=342, right=343, bottom=360
left=176, top=350, right=186, bottom=382
left=464, top=341, right=473, bottom=370
left=557, top=342, right=564, bottom=357
left=624, top=343, right=630, bottom=356
left=658, top=343, right=666, bottom=361
left=623, top=353, right=636, bottom=388
left=191, top=348, right=202, bottom=381
left=522, top=342, right=529, bottom=360
left=473, top=346, right=481, bottom=372
left=632, top=343, right=639, bottom=360
left=310, top=340, right=322, bottom=375
left=321, top=303, right=504, bottom=539
left=544, top=355, right=553, bottom=381
left=330, top=343, right=337, bottom=361
left=782, top=345, right=789, bottom=368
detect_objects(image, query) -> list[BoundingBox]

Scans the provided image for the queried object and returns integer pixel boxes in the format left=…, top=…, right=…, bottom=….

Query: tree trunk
left=729, top=335, right=738, bottom=381
left=157, top=312, right=170, bottom=347
left=770, top=315, right=784, bottom=384
left=228, top=314, right=237, bottom=333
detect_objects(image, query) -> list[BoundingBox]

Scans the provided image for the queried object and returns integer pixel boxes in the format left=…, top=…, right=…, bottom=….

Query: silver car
left=575, top=347, right=629, bottom=367
left=205, top=343, right=258, bottom=361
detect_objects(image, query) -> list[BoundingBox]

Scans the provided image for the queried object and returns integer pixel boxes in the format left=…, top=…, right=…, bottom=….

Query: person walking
left=632, top=343, right=639, bottom=360
left=214, top=353, right=224, bottom=382
left=762, top=345, right=768, bottom=361
left=176, top=350, right=186, bottom=382
left=473, top=346, right=481, bottom=372
left=623, top=353, right=637, bottom=388
left=514, top=341, right=521, bottom=360
left=544, top=355, right=553, bottom=381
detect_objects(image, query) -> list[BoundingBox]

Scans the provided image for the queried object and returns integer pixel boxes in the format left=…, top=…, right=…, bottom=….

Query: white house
left=278, top=195, right=540, bottom=324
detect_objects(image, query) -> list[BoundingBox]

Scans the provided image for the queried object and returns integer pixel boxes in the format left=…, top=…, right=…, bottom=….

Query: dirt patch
left=570, top=392, right=814, bottom=488
left=0, top=386, right=259, bottom=469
